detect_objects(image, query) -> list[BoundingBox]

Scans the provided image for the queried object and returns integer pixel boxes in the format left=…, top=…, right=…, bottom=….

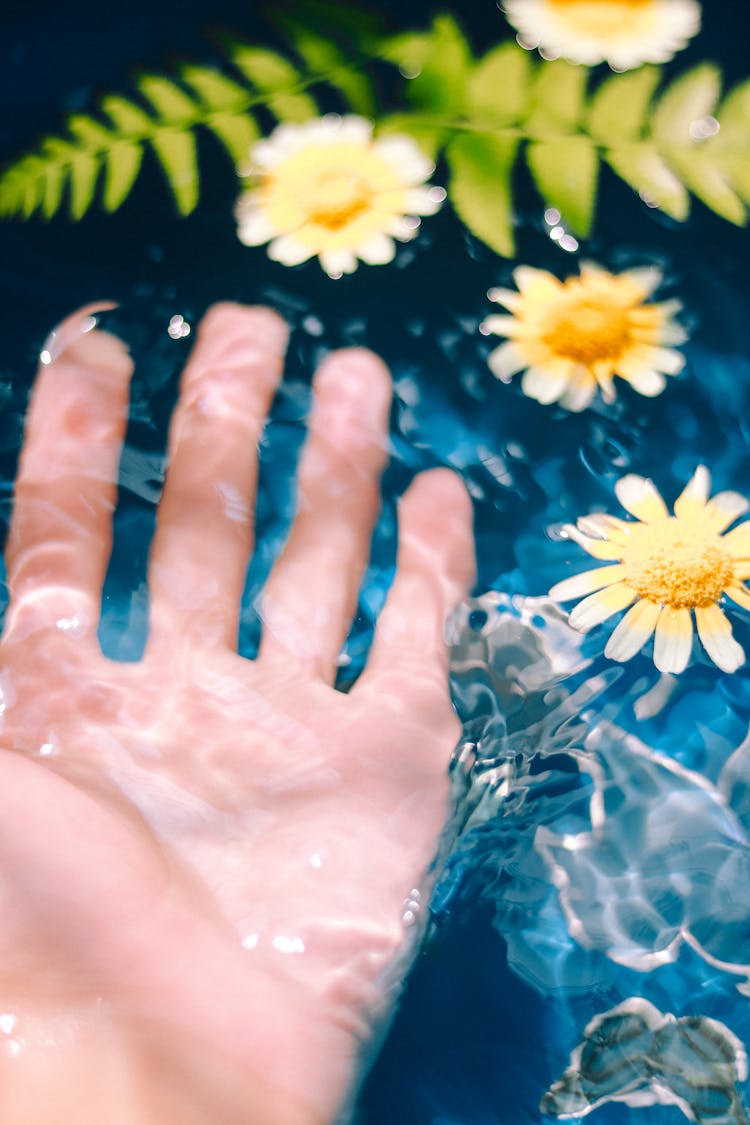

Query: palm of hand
left=0, top=304, right=473, bottom=1117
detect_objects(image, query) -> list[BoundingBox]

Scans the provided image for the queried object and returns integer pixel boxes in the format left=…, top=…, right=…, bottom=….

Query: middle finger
left=147, top=303, right=288, bottom=651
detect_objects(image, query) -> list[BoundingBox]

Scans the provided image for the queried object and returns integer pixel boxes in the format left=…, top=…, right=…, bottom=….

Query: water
left=3, top=1, right=750, bottom=1122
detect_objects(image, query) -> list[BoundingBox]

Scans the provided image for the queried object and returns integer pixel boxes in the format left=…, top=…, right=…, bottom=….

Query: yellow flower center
left=621, top=517, right=735, bottom=609
left=542, top=297, right=630, bottom=366
left=305, top=171, right=372, bottom=230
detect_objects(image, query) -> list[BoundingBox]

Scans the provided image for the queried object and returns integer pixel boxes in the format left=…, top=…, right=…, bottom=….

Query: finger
left=354, top=469, right=475, bottom=715
left=3, top=305, right=133, bottom=644
left=146, top=304, right=288, bottom=650
left=258, top=349, right=392, bottom=682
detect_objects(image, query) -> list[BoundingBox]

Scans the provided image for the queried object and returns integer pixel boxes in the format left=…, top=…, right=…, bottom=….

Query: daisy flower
left=549, top=466, right=750, bottom=674
left=235, top=115, right=444, bottom=278
left=481, top=263, right=687, bottom=411
left=502, top=0, right=701, bottom=70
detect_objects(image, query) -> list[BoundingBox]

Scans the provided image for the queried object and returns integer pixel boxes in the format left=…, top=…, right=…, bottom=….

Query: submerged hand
left=0, top=304, right=474, bottom=1124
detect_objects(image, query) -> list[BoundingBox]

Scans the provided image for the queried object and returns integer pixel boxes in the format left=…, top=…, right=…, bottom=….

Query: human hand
left=0, top=303, right=474, bottom=1124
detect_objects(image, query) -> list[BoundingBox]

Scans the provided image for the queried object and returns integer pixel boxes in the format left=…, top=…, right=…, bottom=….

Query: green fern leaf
left=0, top=163, right=26, bottom=216
left=467, top=43, right=531, bottom=126
left=207, top=113, right=260, bottom=168
left=652, top=64, right=721, bottom=145
left=180, top=65, right=247, bottom=110
left=101, top=94, right=154, bottom=136
left=230, top=45, right=317, bottom=122
left=526, top=136, right=598, bottom=236
left=40, top=137, right=99, bottom=219
left=149, top=129, right=199, bottom=215
left=68, top=151, right=100, bottom=219
left=67, top=114, right=113, bottom=149
left=41, top=163, right=66, bottom=219
left=587, top=67, right=660, bottom=143
left=665, top=149, right=745, bottom=224
left=103, top=142, right=144, bottom=211
left=605, top=143, right=690, bottom=220
left=381, top=15, right=471, bottom=115
left=446, top=133, right=519, bottom=258
left=715, top=78, right=750, bottom=138
left=18, top=159, right=44, bottom=218
left=647, top=65, right=745, bottom=224
left=709, top=80, right=750, bottom=205
left=137, top=75, right=197, bottom=124
left=285, top=28, right=376, bottom=116
left=527, top=60, right=587, bottom=135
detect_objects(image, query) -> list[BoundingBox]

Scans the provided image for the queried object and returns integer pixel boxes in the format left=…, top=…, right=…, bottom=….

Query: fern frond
left=379, top=19, right=750, bottom=257
left=0, top=41, right=341, bottom=221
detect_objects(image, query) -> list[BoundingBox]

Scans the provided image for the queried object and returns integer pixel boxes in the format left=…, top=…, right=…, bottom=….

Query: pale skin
left=0, top=303, right=475, bottom=1124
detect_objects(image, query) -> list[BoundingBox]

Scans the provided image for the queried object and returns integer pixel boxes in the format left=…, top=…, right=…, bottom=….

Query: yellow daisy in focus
left=503, top=0, right=701, bottom=70
left=235, top=115, right=444, bottom=278
left=481, top=263, right=687, bottom=412
left=549, top=466, right=750, bottom=674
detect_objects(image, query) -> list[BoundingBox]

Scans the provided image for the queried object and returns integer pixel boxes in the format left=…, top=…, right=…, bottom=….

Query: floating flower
left=482, top=263, right=687, bottom=411
left=502, top=0, right=701, bottom=70
left=235, top=115, right=443, bottom=278
left=549, top=466, right=750, bottom=674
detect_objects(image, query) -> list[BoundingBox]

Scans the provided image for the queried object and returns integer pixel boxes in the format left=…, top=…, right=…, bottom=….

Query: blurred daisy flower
left=481, top=263, right=687, bottom=411
left=235, top=115, right=444, bottom=278
left=502, top=0, right=701, bottom=70
left=549, top=466, right=750, bottom=674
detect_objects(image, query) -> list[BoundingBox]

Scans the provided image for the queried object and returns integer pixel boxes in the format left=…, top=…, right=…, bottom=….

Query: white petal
left=337, top=116, right=374, bottom=145
left=623, top=266, right=663, bottom=297
left=375, top=137, right=434, bottom=184
left=723, top=522, right=750, bottom=559
left=549, top=564, right=627, bottom=603
left=404, top=185, right=443, bottom=216
left=319, top=248, right=358, bottom=276
left=623, top=367, right=667, bottom=398
left=695, top=605, right=745, bottom=673
left=564, top=524, right=625, bottom=560
left=645, top=346, right=685, bottom=376
left=487, top=341, right=527, bottom=382
left=386, top=214, right=421, bottom=241
left=568, top=583, right=637, bottom=632
left=268, top=234, right=314, bottom=267
left=579, top=261, right=609, bottom=280
left=482, top=314, right=519, bottom=337
left=558, top=366, right=597, bottom=412
left=513, top=265, right=559, bottom=295
left=615, top=475, right=669, bottom=523
left=658, top=321, right=689, bottom=346
left=521, top=364, right=570, bottom=405
left=577, top=513, right=631, bottom=543
left=653, top=606, right=693, bottom=675
left=356, top=233, right=396, bottom=265
left=725, top=584, right=750, bottom=612
left=235, top=206, right=276, bottom=247
left=704, top=492, right=750, bottom=534
left=673, top=465, right=710, bottom=520
left=487, top=287, right=523, bottom=312
left=605, top=599, right=661, bottom=662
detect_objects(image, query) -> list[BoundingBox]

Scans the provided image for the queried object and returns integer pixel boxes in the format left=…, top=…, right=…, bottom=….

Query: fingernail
left=315, top=348, right=392, bottom=408
left=39, top=301, right=118, bottom=366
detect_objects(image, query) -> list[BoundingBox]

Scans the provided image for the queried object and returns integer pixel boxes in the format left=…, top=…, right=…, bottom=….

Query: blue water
left=3, top=2, right=750, bottom=1122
